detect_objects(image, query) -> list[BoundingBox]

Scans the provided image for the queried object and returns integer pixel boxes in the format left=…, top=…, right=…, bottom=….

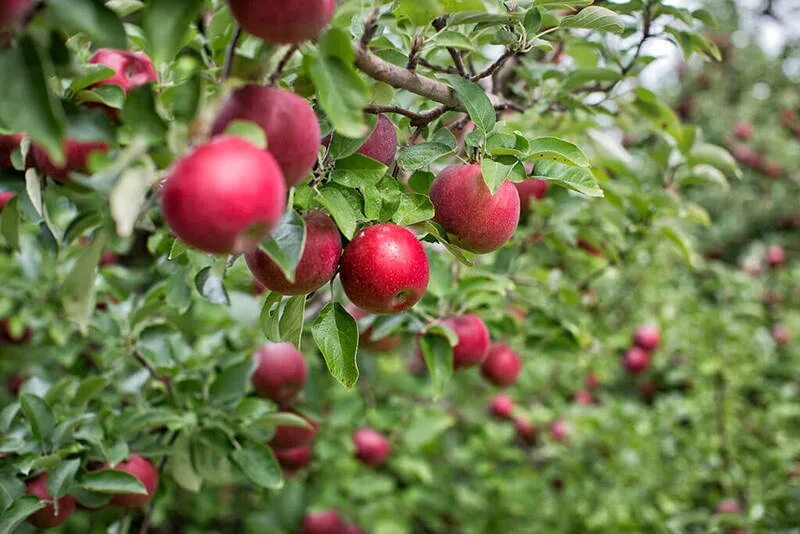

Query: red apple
left=715, top=498, right=741, bottom=514
left=88, top=48, right=157, bottom=93
left=766, top=245, right=785, bottom=267
left=269, top=412, right=318, bottom=450
left=732, top=121, right=753, bottom=140
left=251, top=342, right=308, bottom=404
left=25, top=473, right=76, bottom=529
left=633, top=324, right=660, bottom=351
left=550, top=419, right=568, bottom=442
left=0, top=191, right=14, bottom=210
left=108, top=455, right=159, bottom=507
left=480, top=343, right=522, bottom=386
left=339, top=223, right=429, bottom=314
left=343, top=524, right=364, bottom=534
left=573, top=390, right=594, bottom=405
left=585, top=372, right=600, bottom=390
left=302, top=509, right=344, bottom=534
left=772, top=324, right=790, bottom=346
left=161, top=135, right=286, bottom=254
left=490, top=393, right=514, bottom=419
left=0, top=318, right=31, bottom=344
left=352, top=428, right=391, bottom=467
left=407, top=351, right=426, bottom=375
left=762, top=161, right=782, bottom=178
left=0, top=0, right=36, bottom=30
left=430, top=163, right=520, bottom=253
left=211, top=86, right=321, bottom=187
left=356, top=114, right=397, bottom=166
left=515, top=417, right=538, bottom=442
left=0, top=133, right=23, bottom=169
left=275, top=445, right=312, bottom=471
left=32, top=139, right=109, bottom=182
left=442, top=313, right=490, bottom=369
left=228, top=0, right=336, bottom=45
left=245, top=210, right=341, bottom=295
left=623, top=346, right=650, bottom=374
left=515, top=178, right=549, bottom=214
left=6, top=374, right=24, bottom=395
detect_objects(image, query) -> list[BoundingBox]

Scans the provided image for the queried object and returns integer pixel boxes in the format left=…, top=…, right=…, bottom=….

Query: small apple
left=88, top=48, right=157, bottom=93
left=108, top=455, right=159, bottom=507
left=228, top=0, right=336, bottom=45
left=0, top=133, right=23, bottom=169
left=26, top=473, right=77, bottom=529
left=550, top=420, right=568, bottom=442
left=246, top=210, right=341, bottom=295
left=32, top=139, right=109, bottom=182
left=0, top=318, right=31, bottom=345
left=275, top=445, right=312, bottom=471
left=356, top=114, right=397, bottom=166
left=480, top=343, right=522, bottom=386
left=6, top=374, right=24, bottom=395
left=715, top=498, right=741, bottom=514
left=573, top=390, right=593, bottom=405
left=339, top=223, right=429, bottom=314
left=0, top=191, right=14, bottom=210
left=765, top=245, right=785, bottom=267
left=633, top=324, right=660, bottom=351
left=353, top=428, right=391, bottom=467
left=442, top=313, right=490, bottom=369
left=622, top=347, right=650, bottom=374
left=762, top=161, right=782, bottom=178
left=269, top=412, right=318, bottom=450
left=301, top=509, right=344, bottom=534
left=251, top=342, right=308, bottom=404
left=161, top=135, right=286, bottom=255
left=515, top=178, right=549, bottom=215
left=585, top=372, right=600, bottom=390
left=429, top=163, right=520, bottom=253
left=490, top=393, right=514, bottom=419
left=211, top=85, right=321, bottom=187
left=514, top=416, right=538, bottom=442
left=732, top=121, right=753, bottom=140
left=772, top=324, right=789, bottom=346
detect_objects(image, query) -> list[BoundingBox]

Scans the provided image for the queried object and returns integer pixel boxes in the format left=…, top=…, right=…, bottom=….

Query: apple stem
left=222, top=25, right=242, bottom=81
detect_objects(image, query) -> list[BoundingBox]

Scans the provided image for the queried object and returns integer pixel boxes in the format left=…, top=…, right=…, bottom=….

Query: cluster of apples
left=622, top=324, right=661, bottom=374
left=730, top=121, right=783, bottom=178
left=489, top=394, right=569, bottom=445
left=24, top=455, right=159, bottom=528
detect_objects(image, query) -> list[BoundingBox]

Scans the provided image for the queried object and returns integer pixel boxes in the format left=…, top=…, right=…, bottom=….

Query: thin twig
left=138, top=432, right=180, bottom=534
left=268, top=45, right=298, bottom=86
left=132, top=351, right=174, bottom=397
left=222, top=25, right=242, bottom=81
left=418, top=58, right=460, bottom=75
left=472, top=49, right=516, bottom=81
left=364, top=104, right=450, bottom=127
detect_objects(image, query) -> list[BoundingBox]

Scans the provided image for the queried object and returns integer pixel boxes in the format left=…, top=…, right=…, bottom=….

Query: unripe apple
left=489, top=393, right=514, bottom=419
left=88, top=48, right=157, bottom=93
left=275, top=445, right=312, bottom=471
left=26, top=473, right=76, bottom=529
left=514, top=416, right=538, bottom=442
left=269, top=412, right=318, bottom=450
left=32, top=139, right=109, bottom=182
left=108, top=455, right=159, bottom=507
left=0, top=191, right=14, bottom=210
left=356, top=114, right=397, bottom=166
left=573, top=390, right=593, bottom=405
left=765, top=245, right=785, bottom=267
left=430, top=163, right=520, bottom=253
left=515, top=178, right=549, bottom=214
left=622, top=346, right=650, bottom=374
left=0, top=0, right=36, bottom=30
left=161, top=135, right=286, bottom=255
left=340, top=223, right=429, bottom=314
left=772, top=324, right=790, bottom=346
left=550, top=419, right=568, bottom=442
left=228, top=0, right=336, bottom=45
left=633, top=324, right=660, bottom=351
left=732, top=121, right=753, bottom=140
left=442, top=313, right=490, bottom=368
left=246, top=210, right=341, bottom=295
left=352, top=428, right=391, bottom=467
left=302, top=509, right=344, bottom=534
left=480, top=343, right=522, bottom=386
left=0, top=318, right=31, bottom=344
left=211, top=86, right=321, bottom=187
left=251, top=342, right=308, bottom=404
left=0, top=133, right=23, bottom=169
left=715, top=498, right=741, bottom=514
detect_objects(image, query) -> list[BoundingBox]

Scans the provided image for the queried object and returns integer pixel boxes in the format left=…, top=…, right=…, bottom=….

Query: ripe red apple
left=0, top=318, right=31, bottom=344
left=32, top=139, right=109, bottom=182
left=161, top=135, right=286, bottom=254
left=108, top=455, right=159, bottom=507
left=228, top=0, right=336, bottom=45
left=269, top=412, right=318, bottom=450
left=0, top=133, right=23, bottom=169
left=623, top=346, right=650, bottom=374
left=6, top=374, right=24, bottom=395
left=429, top=163, right=520, bottom=253
left=515, top=178, right=549, bottom=214
left=352, top=428, right=391, bottom=467
left=0, top=0, right=36, bottom=30
left=766, top=245, right=785, bottom=267
left=762, top=161, right=782, bottom=178
left=88, top=48, right=157, bottom=93
left=0, top=191, right=14, bottom=210
left=515, top=417, right=538, bottom=442
left=442, top=313, right=490, bottom=369
left=211, top=86, right=321, bottom=187
left=356, top=114, right=397, bottom=166
left=275, top=445, right=312, bottom=471
left=480, top=343, right=522, bottom=386
left=25, top=473, right=77, bottom=529
left=633, top=324, right=660, bottom=351
left=772, top=324, right=790, bottom=346
left=246, top=210, right=341, bottom=295
left=407, top=350, right=426, bottom=375
left=715, top=498, right=741, bottom=514
left=251, top=342, right=308, bottom=404
left=550, top=420, right=568, bottom=442
left=573, top=390, right=593, bottom=405
left=732, top=121, right=753, bottom=140
left=301, top=509, right=344, bottom=534
left=585, top=372, right=600, bottom=390
left=490, top=393, right=514, bottom=419
left=340, top=223, right=429, bottom=314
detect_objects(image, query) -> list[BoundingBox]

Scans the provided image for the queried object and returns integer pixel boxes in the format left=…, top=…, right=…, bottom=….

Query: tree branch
left=473, top=49, right=516, bottom=81
left=268, top=45, right=298, bottom=86
left=365, top=104, right=450, bottom=127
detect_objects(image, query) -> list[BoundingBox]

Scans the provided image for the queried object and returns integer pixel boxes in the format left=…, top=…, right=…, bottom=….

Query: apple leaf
left=527, top=137, right=590, bottom=167
left=79, top=470, right=147, bottom=495
left=419, top=330, right=455, bottom=397
left=397, top=142, right=454, bottom=171
left=48, top=0, right=127, bottom=48
left=210, top=359, right=257, bottom=406
left=142, top=0, right=205, bottom=64
left=169, top=434, right=202, bottom=493
left=533, top=161, right=604, bottom=198
left=311, top=303, right=359, bottom=388
left=0, top=497, right=45, bottom=533
left=260, top=210, right=307, bottom=284
left=230, top=442, right=283, bottom=490
left=446, top=75, right=496, bottom=134
left=195, top=267, right=230, bottom=306
left=279, top=295, right=307, bottom=348
left=19, top=393, right=54, bottom=444
left=46, top=459, right=81, bottom=500
left=1, top=196, right=19, bottom=251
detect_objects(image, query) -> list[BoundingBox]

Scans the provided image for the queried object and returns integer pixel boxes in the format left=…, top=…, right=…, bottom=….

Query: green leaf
left=534, top=161, right=603, bottom=197
left=633, top=88, right=683, bottom=144
left=69, top=64, right=116, bottom=94
left=1, top=196, right=19, bottom=250
left=76, top=85, right=126, bottom=110
left=560, top=6, right=624, bottom=33
left=431, top=31, right=474, bottom=51
left=419, top=331, right=454, bottom=396
left=481, top=157, right=522, bottom=194
left=259, top=292, right=283, bottom=342
left=562, top=68, right=621, bottom=91
left=396, top=0, right=445, bottom=25
left=230, top=442, right=283, bottom=490
left=307, top=29, right=370, bottom=138
left=195, top=266, right=230, bottom=306
left=279, top=295, right=306, bottom=347
left=660, top=226, right=697, bottom=267
left=0, top=38, right=66, bottom=164
left=446, top=76, right=496, bottom=134
left=111, top=167, right=157, bottom=238
left=328, top=115, right=376, bottom=160
left=142, top=0, right=205, bottom=64
left=169, top=434, right=202, bottom=492
left=397, top=142, right=454, bottom=171
left=260, top=210, right=307, bottom=284
left=210, top=359, right=258, bottom=405
left=687, top=143, right=740, bottom=179
left=120, top=85, right=167, bottom=145
left=524, top=7, right=543, bottom=35
left=79, top=470, right=148, bottom=495
left=224, top=120, right=268, bottom=150
left=440, top=0, right=485, bottom=12
left=62, top=232, right=106, bottom=333
left=311, top=302, right=359, bottom=388
left=527, top=136, right=589, bottom=167
left=317, top=184, right=363, bottom=240
left=47, top=459, right=81, bottom=499
left=0, top=496, right=45, bottom=533
left=20, top=393, right=55, bottom=443
left=392, top=193, right=435, bottom=226
left=47, top=0, right=127, bottom=49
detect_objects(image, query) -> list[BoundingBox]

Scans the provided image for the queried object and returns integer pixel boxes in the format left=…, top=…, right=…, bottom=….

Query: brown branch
left=473, top=49, right=516, bottom=81
left=365, top=104, right=450, bottom=127
left=418, top=58, right=460, bottom=75
left=268, top=45, right=298, bottom=86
